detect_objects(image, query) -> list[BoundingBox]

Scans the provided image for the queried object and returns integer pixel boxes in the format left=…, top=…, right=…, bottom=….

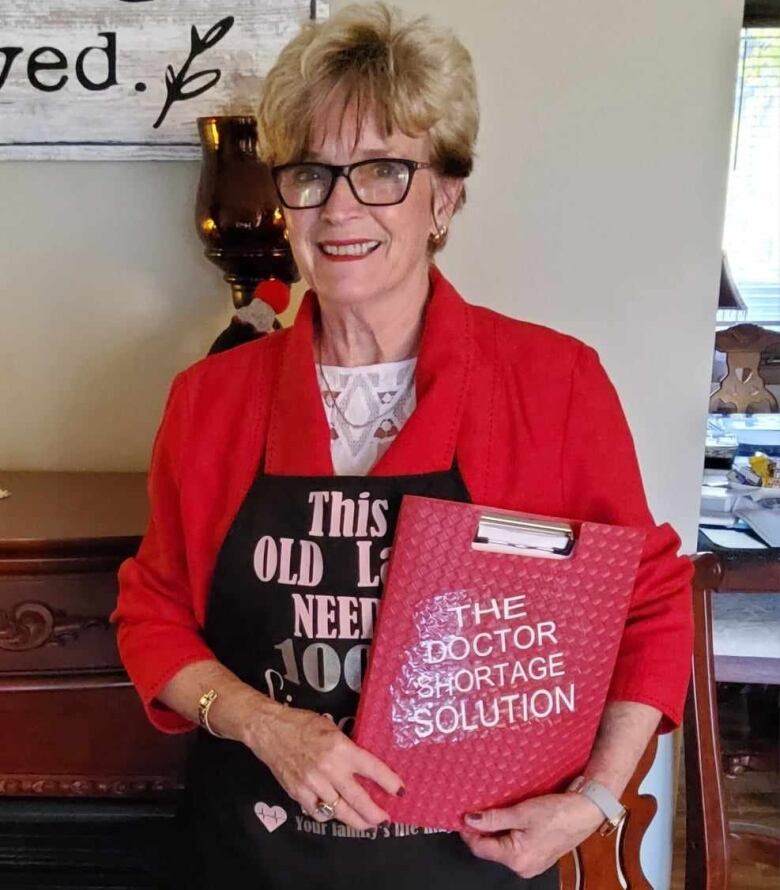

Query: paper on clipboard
left=472, top=511, right=575, bottom=558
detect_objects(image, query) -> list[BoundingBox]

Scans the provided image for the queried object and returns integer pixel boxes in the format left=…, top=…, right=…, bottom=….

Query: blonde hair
left=257, top=2, right=479, bottom=221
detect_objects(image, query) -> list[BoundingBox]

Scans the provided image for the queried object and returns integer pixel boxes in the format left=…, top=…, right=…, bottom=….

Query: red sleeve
left=561, top=345, right=693, bottom=733
left=111, top=372, right=217, bottom=734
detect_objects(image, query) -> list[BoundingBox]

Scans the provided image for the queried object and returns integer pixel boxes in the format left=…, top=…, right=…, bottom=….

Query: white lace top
left=318, top=358, right=417, bottom=475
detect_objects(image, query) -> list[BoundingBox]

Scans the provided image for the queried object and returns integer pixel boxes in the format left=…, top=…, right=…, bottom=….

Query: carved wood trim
left=619, top=737, right=658, bottom=890
left=685, top=553, right=730, bottom=890
left=0, top=535, right=141, bottom=575
left=714, top=324, right=780, bottom=354
left=557, top=848, right=579, bottom=888
left=720, top=557, right=780, bottom=592
left=0, top=556, right=135, bottom=576
left=0, top=671, right=131, bottom=692
left=0, top=600, right=109, bottom=652
left=711, top=324, right=780, bottom=414
left=0, top=774, right=183, bottom=798
left=558, top=736, right=658, bottom=889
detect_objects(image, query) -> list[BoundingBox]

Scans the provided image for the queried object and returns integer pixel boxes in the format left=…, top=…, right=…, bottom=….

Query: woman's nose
left=321, top=174, right=362, bottom=220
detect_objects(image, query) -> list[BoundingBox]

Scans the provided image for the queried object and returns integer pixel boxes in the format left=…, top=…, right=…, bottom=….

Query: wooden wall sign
left=0, top=0, right=329, bottom=160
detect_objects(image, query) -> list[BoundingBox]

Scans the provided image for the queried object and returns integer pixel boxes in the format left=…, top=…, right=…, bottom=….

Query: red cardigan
left=113, top=268, right=693, bottom=735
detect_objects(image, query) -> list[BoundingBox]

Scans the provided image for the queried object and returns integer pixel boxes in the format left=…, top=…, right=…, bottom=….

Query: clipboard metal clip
left=472, top=513, right=576, bottom=559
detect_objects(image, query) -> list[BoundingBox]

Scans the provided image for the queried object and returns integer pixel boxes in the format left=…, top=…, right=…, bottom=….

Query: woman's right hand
left=245, top=703, right=405, bottom=831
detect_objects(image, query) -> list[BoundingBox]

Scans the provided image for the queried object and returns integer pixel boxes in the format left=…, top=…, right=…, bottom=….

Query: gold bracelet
left=197, top=688, right=226, bottom=739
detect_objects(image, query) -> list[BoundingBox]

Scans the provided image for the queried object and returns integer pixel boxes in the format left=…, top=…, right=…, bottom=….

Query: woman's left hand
left=459, top=792, right=604, bottom=879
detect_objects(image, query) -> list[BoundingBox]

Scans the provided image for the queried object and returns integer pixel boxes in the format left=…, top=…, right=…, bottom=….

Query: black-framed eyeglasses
left=271, top=158, right=432, bottom=209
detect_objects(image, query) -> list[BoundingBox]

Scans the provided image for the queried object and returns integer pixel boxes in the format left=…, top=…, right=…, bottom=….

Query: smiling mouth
left=319, top=240, right=381, bottom=258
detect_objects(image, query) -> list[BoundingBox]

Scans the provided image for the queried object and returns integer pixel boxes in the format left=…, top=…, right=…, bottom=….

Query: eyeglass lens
left=276, top=160, right=412, bottom=208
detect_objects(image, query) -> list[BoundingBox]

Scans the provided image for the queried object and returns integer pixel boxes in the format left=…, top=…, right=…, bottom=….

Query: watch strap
left=567, top=776, right=626, bottom=836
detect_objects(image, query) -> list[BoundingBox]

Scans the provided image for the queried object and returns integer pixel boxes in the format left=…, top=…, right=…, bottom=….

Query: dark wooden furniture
left=684, top=553, right=780, bottom=889
left=0, top=471, right=188, bottom=888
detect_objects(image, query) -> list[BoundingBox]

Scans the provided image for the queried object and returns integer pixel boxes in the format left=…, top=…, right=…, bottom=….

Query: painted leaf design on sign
left=153, top=15, right=235, bottom=129
left=192, top=17, right=235, bottom=53
left=178, top=69, right=221, bottom=100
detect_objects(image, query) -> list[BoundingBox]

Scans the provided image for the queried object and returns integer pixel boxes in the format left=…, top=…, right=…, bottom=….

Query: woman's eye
left=293, top=167, right=322, bottom=183
left=370, top=163, right=399, bottom=179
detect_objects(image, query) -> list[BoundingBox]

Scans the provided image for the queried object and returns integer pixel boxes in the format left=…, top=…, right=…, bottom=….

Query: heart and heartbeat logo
left=254, top=802, right=288, bottom=832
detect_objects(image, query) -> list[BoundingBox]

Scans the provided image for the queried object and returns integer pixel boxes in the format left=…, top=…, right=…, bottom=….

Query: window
left=719, top=26, right=780, bottom=331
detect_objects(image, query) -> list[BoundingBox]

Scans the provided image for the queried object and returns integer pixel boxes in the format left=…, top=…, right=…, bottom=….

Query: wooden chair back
left=556, top=552, right=720, bottom=888
left=710, top=324, right=780, bottom=414
left=684, top=553, right=729, bottom=888
left=558, top=736, right=658, bottom=889
left=685, top=552, right=780, bottom=888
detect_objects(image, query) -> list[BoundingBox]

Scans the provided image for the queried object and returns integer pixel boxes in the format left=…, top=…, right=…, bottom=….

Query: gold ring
left=314, top=795, right=340, bottom=820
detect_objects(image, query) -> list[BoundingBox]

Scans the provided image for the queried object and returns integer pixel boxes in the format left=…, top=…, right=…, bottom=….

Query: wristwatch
left=566, top=776, right=627, bottom=837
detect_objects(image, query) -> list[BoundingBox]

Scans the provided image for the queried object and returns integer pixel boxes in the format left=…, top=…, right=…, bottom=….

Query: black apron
left=174, top=461, right=559, bottom=889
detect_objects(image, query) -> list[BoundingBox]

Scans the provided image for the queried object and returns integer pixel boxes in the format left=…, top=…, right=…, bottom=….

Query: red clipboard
left=352, top=495, right=646, bottom=830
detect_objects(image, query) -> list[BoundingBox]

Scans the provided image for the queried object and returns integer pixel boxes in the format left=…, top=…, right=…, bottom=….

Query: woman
left=113, top=4, right=693, bottom=888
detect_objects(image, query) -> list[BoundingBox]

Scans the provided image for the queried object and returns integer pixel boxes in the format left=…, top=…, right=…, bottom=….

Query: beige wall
left=409, top=0, right=740, bottom=558
left=0, top=161, right=230, bottom=470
